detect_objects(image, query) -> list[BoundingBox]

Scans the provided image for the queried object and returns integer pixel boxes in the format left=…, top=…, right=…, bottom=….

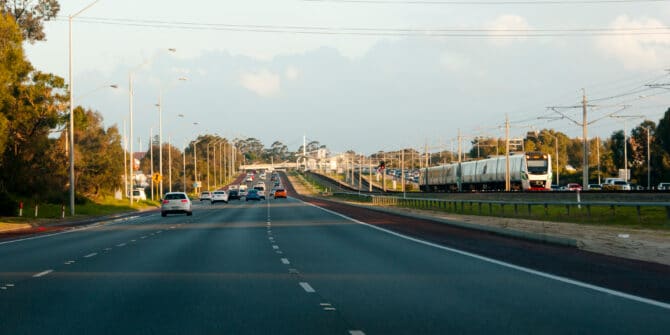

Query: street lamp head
left=168, top=48, right=177, bottom=53
left=178, top=77, right=188, bottom=81
left=110, top=84, right=118, bottom=89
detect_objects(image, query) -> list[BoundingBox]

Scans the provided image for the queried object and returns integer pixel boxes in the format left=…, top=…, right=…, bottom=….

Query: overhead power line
left=59, top=16, right=670, bottom=38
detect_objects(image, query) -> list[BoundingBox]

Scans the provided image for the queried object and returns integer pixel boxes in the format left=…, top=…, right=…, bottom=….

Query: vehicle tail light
left=162, top=200, right=169, bottom=204
left=181, top=199, right=188, bottom=203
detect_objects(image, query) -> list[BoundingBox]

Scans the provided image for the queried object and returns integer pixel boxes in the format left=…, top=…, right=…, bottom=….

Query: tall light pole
left=645, top=127, right=651, bottom=189
left=183, top=140, right=187, bottom=193
left=157, top=91, right=163, bottom=197
left=68, top=0, right=102, bottom=216
left=168, top=135, right=172, bottom=193
left=128, top=48, right=176, bottom=205
left=157, top=76, right=186, bottom=197
left=193, top=139, right=201, bottom=194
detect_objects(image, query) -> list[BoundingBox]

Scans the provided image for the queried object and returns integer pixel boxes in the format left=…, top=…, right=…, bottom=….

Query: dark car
left=228, top=189, right=240, bottom=200
left=245, top=189, right=261, bottom=201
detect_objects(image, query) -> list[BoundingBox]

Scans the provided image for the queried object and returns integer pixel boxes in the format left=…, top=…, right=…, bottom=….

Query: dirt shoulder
left=285, top=173, right=670, bottom=266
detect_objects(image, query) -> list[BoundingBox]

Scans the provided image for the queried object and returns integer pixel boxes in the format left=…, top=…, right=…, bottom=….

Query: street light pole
left=193, top=140, right=200, bottom=194
left=158, top=90, right=163, bottom=197
left=183, top=140, right=187, bottom=192
left=68, top=0, right=102, bottom=216
left=168, top=135, right=172, bottom=193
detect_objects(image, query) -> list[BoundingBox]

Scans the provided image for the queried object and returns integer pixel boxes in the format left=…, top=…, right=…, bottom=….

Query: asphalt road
left=1, top=193, right=669, bottom=334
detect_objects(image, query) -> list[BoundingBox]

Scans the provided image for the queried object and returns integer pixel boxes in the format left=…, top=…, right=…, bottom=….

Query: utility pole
left=123, top=119, right=127, bottom=199
left=646, top=127, right=651, bottom=190
left=182, top=141, right=186, bottom=192
left=505, top=115, right=511, bottom=191
left=597, top=137, right=601, bottom=185
left=457, top=129, right=462, bottom=163
left=582, top=89, right=589, bottom=188
left=168, top=135, right=172, bottom=192
left=401, top=149, right=406, bottom=198
left=150, top=128, right=154, bottom=201
left=368, top=158, right=372, bottom=192
left=158, top=91, right=163, bottom=197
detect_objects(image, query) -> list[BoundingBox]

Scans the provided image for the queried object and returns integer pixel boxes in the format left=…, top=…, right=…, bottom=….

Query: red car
left=273, top=188, right=287, bottom=199
left=566, top=183, right=582, bottom=191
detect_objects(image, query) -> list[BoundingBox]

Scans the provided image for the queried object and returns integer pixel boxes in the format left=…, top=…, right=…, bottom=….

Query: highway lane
left=1, top=195, right=669, bottom=334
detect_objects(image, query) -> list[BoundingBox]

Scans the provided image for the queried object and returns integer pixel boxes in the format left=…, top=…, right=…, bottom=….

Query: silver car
left=161, top=192, right=193, bottom=217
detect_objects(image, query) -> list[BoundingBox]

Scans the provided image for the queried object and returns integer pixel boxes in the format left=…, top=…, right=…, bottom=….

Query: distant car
left=245, top=189, right=261, bottom=201
left=550, top=185, right=560, bottom=191
left=658, top=182, right=670, bottom=191
left=246, top=176, right=253, bottom=182
left=566, top=183, right=582, bottom=191
left=587, top=184, right=602, bottom=191
left=613, top=180, right=631, bottom=191
left=228, top=189, right=240, bottom=200
left=210, top=191, right=228, bottom=204
left=131, top=188, right=147, bottom=201
left=199, top=191, right=211, bottom=201
left=273, top=188, right=287, bottom=199
left=161, top=192, right=192, bottom=217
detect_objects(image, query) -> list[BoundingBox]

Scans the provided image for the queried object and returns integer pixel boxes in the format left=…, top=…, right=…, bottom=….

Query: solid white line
left=83, top=252, right=97, bottom=258
left=299, top=282, right=315, bottom=293
left=33, top=269, right=53, bottom=278
left=300, top=199, right=670, bottom=311
left=0, top=215, right=142, bottom=246
left=281, top=258, right=290, bottom=265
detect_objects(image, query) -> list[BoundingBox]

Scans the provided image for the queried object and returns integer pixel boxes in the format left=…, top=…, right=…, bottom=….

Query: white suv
left=161, top=192, right=192, bottom=217
left=199, top=191, right=212, bottom=201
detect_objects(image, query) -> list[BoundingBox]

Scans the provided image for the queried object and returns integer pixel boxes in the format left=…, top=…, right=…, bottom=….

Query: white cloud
left=285, top=66, right=300, bottom=81
left=596, top=15, right=670, bottom=70
left=239, top=69, right=281, bottom=97
left=487, top=15, right=531, bottom=46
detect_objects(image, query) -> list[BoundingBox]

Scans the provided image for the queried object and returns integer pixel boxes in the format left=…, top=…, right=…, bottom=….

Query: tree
left=1, top=0, right=60, bottom=42
left=71, top=107, right=123, bottom=197
left=0, top=12, right=33, bottom=165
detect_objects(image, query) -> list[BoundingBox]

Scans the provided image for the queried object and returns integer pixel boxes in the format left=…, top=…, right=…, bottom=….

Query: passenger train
left=419, top=152, right=552, bottom=192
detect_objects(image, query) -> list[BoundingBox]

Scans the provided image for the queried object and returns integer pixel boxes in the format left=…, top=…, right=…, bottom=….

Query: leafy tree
left=71, top=107, right=123, bottom=197
left=1, top=0, right=60, bottom=42
left=0, top=12, right=33, bottom=165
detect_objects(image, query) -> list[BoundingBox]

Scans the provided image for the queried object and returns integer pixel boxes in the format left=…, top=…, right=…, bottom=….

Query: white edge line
left=83, top=252, right=97, bottom=258
left=299, top=282, right=315, bottom=293
left=0, top=215, right=142, bottom=246
left=33, top=269, right=53, bottom=278
left=299, top=199, right=670, bottom=311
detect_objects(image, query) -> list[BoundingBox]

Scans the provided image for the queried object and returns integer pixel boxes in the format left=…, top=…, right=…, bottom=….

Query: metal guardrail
left=332, top=192, right=670, bottom=221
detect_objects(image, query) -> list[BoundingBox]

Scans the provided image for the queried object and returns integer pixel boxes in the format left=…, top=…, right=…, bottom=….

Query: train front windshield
left=527, top=158, right=549, bottom=174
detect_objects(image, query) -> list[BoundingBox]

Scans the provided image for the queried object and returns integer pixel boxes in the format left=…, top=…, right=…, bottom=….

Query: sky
left=24, top=0, right=670, bottom=155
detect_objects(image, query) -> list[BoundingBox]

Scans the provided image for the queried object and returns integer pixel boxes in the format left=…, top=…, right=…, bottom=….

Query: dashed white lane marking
left=276, top=250, right=283, bottom=254
left=6, top=283, right=14, bottom=287
left=130, top=239, right=136, bottom=242
left=64, top=260, right=75, bottom=265
left=84, top=252, right=97, bottom=258
left=272, top=245, right=279, bottom=250
left=140, top=236, right=147, bottom=239
left=281, top=258, right=290, bottom=265
left=349, top=331, right=366, bottom=335
left=104, top=247, right=112, bottom=251
left=117, top=243, right=126, bottom=247
left=299, top=282, right=315, bottom=293
left=33, top=269, right=53, bottom=278
left=0, top=287, right=6, bottom=290
left=156, top=231, right=162, bottom=234
left=302, top=199, right=670, bottom=311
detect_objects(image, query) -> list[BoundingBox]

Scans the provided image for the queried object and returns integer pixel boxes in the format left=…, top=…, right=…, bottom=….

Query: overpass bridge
left=239, top=162, right=297, bottom=171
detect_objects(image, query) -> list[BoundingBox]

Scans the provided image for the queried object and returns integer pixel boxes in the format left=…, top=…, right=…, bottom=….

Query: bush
left=0, top=191, right=18, bottom=216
